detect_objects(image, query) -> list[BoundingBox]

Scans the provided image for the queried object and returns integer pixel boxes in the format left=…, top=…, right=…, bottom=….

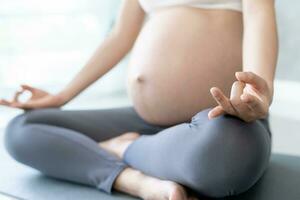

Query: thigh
left=23, top=106, right=166, bottom=142
left=124, top=108, right=272, bottom=197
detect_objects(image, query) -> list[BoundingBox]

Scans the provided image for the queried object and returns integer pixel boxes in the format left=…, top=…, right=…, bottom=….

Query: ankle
left=114, top=168, right=145, bottom=197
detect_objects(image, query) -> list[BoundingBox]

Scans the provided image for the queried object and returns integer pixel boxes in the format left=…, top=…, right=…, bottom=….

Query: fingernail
left=236, top=72, right=243, bottom=76
left=210, top=88, right=217, bottom=96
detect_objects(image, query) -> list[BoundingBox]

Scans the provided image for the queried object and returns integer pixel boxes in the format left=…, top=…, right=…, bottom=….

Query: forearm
left=57, top=33, right=133, bottom=103
left=242, top=1, right=278, bottom=102
left=55, top=0, right=145, bottom=104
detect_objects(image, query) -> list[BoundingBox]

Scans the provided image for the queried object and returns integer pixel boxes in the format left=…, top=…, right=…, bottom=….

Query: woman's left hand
left=208, top=72, right=272, bottom=122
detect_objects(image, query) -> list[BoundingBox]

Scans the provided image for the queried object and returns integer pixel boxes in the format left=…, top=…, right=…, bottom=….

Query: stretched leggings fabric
left=4, top=107, right=271, bottom=198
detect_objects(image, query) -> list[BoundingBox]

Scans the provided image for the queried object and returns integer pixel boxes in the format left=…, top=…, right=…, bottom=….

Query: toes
left=121, top=132, right=140, bottom=140
left=129, top=132, right=140, bottom=138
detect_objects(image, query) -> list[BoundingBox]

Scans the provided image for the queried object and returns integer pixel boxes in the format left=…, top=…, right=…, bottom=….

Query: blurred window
left=0, top=0, right=126, bottom=99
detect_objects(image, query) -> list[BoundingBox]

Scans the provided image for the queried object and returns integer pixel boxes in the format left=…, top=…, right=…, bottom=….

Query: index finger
left=21, top=84, right=35, bottom=92
left=235, top=72, right=267, bottom=91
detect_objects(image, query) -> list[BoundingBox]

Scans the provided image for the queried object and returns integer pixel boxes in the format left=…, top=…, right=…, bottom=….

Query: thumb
left=21, top=84, right=36, bottom=92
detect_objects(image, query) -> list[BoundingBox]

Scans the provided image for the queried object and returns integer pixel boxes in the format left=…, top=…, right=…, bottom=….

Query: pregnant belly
left=127, top=7, right=243, bottom=125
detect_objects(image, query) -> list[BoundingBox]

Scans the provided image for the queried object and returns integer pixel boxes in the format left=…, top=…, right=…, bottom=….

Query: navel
left=135, top=74, right=145, bottom=83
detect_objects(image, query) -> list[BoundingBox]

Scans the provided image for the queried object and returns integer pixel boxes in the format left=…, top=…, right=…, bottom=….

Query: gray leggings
left=4, top=107, right=271, bottom=198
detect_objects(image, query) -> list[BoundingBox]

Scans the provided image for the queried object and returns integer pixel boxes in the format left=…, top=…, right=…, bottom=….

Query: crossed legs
left=4, top=107, right=271, bottom=199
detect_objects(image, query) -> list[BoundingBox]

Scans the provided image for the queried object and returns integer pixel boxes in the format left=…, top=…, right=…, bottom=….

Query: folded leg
left=20, top=107, right=165, bottom=141
left=124, top=108, right=272, bottom=198
left=4, top=107, right=164, bottom=193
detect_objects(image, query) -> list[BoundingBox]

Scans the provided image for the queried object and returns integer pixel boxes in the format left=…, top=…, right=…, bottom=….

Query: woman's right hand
left=0, top=84, right=66, bottom=110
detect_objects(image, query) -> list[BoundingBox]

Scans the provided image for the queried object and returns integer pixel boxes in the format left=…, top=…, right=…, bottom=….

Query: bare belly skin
left=127, top=7, right=243, bottom=125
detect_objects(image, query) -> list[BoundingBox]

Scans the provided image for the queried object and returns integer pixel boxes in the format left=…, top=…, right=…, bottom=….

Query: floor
left=0, top=192, right=25, bottom=200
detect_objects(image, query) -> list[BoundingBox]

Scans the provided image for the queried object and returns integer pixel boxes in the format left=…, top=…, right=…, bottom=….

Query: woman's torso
left=127, top=5, right=243, bottom=126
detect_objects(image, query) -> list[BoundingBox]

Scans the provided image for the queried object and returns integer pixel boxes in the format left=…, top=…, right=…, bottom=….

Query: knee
left=184, top=114, right=271, bottom=198
left=4, top=113, right=37, bottom=164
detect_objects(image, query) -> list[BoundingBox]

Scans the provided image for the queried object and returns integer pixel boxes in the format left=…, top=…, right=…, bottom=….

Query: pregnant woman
left=1, top=0, right=277, bottom=199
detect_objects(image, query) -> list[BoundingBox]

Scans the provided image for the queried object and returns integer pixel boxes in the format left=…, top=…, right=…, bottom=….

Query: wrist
left=55, top=91, right=72, bottom=106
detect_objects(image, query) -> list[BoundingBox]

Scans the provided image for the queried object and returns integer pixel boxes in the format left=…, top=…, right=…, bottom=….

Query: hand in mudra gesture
left=0, top=84, right=65, bottom=110
left=209, top=72, right=272, bottom=122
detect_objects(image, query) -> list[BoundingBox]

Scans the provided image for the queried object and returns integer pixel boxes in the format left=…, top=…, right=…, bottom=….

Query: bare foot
left=114, top=168, right=192, bottom=200
left=99, top=132, right=140, bottom=159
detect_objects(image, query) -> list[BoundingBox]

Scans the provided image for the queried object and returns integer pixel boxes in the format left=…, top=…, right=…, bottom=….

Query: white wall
left=0, top=0, right=125, bottom=100
left=276, top=0, right=300, bottom=82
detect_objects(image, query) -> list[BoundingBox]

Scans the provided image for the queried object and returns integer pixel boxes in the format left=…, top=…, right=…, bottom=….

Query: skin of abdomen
left=127, top=6, right=243, bottom=126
